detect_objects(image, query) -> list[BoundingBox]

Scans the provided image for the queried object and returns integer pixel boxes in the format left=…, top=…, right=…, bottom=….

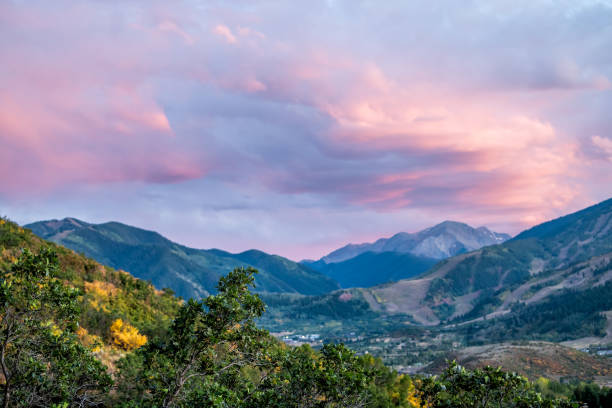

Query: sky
left=1, top=0, right=611, bottom=260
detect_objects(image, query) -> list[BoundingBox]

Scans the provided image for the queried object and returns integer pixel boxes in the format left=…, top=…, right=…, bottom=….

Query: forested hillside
left=305, top=251, right=438, bottom=288
left=26, top=218, right=339, bottom=299
left=360, top=198, right=612, bottom=324
left=1, top=218, right=181, bottom=347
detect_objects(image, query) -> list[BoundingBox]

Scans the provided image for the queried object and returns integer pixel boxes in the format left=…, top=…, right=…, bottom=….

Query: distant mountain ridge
left=304, top=221, right=509, bottom=288
left=361, top=197, right=612, bottom=325
left=320, top=221, right=510, bottom=263
left=305, top=251, right=439, bottom=289
left=263, top=198, right=612, bottom=363
left=25, top=218, right=339, bottom=299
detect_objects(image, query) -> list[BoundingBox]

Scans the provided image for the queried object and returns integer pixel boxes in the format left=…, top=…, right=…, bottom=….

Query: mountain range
left=25, top=197, right=612, bottom=335
left=4, top=212, right=609, bottom=404
left=356, top=197, right=612, bottom=325
left=304, top=221, right=510, bottom=288
left=14, top=196, right=612, bottom=385
left=25, top=218, right=339, bottom=299
left=257, top=197, right=612, bottom=381
left=26, top=218, right=511, bottom=297
left=318, top=221, right=510, bottom=263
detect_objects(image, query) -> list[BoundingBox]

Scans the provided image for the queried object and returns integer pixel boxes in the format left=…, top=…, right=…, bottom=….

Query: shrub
left=110, top=319, right=148, bottom=351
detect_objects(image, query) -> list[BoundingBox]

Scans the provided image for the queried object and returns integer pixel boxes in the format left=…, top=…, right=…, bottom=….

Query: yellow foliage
left=85, top=281, right=118, bottom=312
left=84, top=280, right=117, bottom=298
left=0, top=248, right=18, bottom=265
left=47, top=322, right=62, bottom=338
left=536, top=377, right=550, bottom=387
left=76, top=327, right=87, bottom=337
left=388, top=375, right=427, bottom=408
left=110, top=319, right=147, bottom=351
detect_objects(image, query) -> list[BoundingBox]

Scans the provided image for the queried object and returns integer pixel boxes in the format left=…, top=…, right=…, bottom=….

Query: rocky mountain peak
left=321, top=221, right=510, bottom=263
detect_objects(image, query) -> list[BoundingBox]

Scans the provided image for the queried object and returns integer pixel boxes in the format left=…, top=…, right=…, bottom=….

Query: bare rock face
left=321, top=221, right=510, bottom=263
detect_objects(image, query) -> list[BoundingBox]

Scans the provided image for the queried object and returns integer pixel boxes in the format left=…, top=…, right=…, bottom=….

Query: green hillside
left=1, top=218, right=180, bottom=333
left=25, top=218, right=339, bottom=299
left=306, top=251, right=438, bottom=288
left=514, top=198, right=612, bottom=243
left=431, top=198, right=612, bottom=298
left=356, top=198, right=612, bottom=324
left=0, top=218, right=181, bottom=365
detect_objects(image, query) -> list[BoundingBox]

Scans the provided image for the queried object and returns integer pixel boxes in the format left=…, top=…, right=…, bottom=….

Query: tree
left=572, top=383, right=612, bottom=408
left=417, top=361, right=578, bottom=408
left=0, top=248, right=111, bottom=407
left=249, top=343, right=377, bottom=407
left=116, top=267, right=270, bottom=407
left=116, top=267, right=415, bottom=407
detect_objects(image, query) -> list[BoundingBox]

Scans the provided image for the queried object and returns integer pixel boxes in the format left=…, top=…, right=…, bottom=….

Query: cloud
left=592, top=135, right=612, bottom=160
left=0, top=0, right=611, bottom=258
left=213, top=25, right=237, bottom=44
left=158, top=20, right=195, bottom=45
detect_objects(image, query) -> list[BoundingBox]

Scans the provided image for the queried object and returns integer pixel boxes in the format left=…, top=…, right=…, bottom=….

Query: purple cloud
left=1, top=0, right=611, bottom=259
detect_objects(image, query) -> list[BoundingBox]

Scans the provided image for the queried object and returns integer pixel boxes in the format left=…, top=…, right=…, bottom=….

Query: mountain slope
left=424, top=342, right=612, bottom=383
left=513, top=197, right=612, bottom=249
left=306, top=251, right=438, bottom=288
left=321, top=221, right=510, bottom=263
left=362, top=197, right=612, bottom=325
left=0, top=217, right=181, bottom=347
left=25, top=218, right=339, bottom=299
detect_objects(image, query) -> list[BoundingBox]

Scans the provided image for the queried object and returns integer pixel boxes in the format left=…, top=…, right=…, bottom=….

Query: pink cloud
left=592, top=135, right=612, bottom=161
left=213, top=24, right=237, bottom=44
left=0, top=0, right=608, bottom=249
left=0, top=75, right=204, bottom=194
left=262, top=53, right=580, bottom=220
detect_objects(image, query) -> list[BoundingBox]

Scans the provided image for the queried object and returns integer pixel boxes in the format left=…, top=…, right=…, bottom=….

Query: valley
left=259, top=198, right=612, bottom=385
left=17, top=197, right=612, bottom=388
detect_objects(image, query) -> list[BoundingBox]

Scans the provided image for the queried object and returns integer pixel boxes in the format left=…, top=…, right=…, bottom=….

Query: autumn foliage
left=110, top=318, right=147, bottom=351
